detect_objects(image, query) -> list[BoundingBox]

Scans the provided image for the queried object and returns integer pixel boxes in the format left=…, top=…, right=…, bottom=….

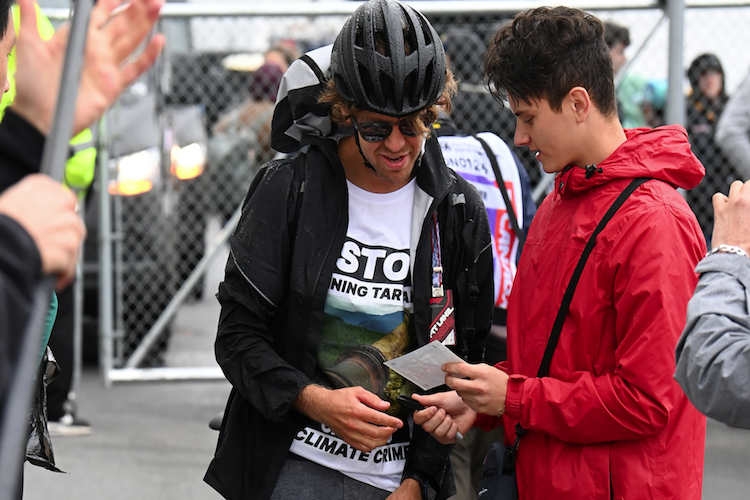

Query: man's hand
left=0, top=174, right=85, bottom=289
left=712, top=179, right=750, bottom=255
left=412, top=390, right=476, bottom=445
left=386, top=477, right=421, bottom=499
left=292, top=385, right=403, bottom=452
left=13, top=0, right=165, bottom=136
left=442, top=361, right=509, bottom=417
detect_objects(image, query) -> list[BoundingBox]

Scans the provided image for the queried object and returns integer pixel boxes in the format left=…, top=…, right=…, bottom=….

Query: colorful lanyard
left=431, top=213, right=443, bottom=298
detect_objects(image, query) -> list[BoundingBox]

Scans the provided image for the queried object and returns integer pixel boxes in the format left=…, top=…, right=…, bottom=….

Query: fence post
left=97, top=117, right=115, bottom=387
left=666, top=0, right=686, bottom=126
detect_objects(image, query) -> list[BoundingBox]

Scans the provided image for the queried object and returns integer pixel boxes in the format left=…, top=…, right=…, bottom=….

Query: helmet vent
left=403, top=21, right=418, bottom=57
left=423, top=61, right=435, bottom=99
left=379, top=71, right=394, bottom=108
left=354, top=25, right=364, bottom=50
left=420, top=22, right=433, bottom=49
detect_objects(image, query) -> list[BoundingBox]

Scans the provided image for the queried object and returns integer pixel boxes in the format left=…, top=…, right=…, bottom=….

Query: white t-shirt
left=289, top=178, right=418, bottom=492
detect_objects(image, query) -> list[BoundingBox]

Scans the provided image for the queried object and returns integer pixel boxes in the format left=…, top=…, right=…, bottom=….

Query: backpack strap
left=537, top=177, right=650, bottom=377
left=300, top=54, right=326, bottom=83
left=474, top=135, right=525, bottom=247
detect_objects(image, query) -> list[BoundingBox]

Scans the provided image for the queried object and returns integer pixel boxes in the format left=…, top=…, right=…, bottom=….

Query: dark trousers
left=46, top=283, right=74, bottom=420
left=269, top=457, right=392, bottom=500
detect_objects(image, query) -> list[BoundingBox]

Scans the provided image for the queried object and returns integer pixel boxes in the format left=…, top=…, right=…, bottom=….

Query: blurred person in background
left=213, top=61, right=284, bottom=164
left=209, top=61, right=284, bottom=222
left=440, top=27, right=539, bottom=185
left=685, top=53, right=734, bottom=246
left=433, top=29, right=537, bottom=500
left=641, top=78, right=668, bottom=128
left=717, top=71, right=750, bottom=182
left=264, top=41, right=299, bottom=73
left=604, top=21, right=648, bottom=128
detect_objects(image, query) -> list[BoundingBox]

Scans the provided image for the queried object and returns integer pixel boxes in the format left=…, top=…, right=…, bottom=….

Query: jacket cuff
left=403, top=470, right=439, bottom=500
left=474, top=413, right=502, bottom=432
left=698, top=253, right=750, bottom=291
left=494, top=360, right=510, bottom=373
left=503, top=374, right=527, bottom=421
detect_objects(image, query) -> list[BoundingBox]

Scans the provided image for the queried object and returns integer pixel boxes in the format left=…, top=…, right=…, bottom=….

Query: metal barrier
left=52, top=0, right=749, bottom=384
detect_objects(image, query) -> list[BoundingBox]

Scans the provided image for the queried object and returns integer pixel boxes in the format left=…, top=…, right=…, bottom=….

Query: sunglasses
left=350, top=116, right=423, bottom=143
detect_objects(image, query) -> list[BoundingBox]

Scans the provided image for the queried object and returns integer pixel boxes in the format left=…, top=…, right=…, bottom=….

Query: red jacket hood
left=557, top=125, right=705, bottom=197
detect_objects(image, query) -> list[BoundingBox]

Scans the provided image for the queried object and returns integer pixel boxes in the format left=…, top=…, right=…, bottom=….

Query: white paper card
left=384, top=341, right=466, bottom=390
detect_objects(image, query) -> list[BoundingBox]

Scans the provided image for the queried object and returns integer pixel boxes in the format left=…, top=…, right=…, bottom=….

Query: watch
left=706, top=244, right=749, bottom=259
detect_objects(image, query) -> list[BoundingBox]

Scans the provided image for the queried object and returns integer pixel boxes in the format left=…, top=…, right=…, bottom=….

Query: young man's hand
left=0, top=174, right=85, bottom=289
left=412, top=390, right=476, bottom=445
left=712, top=179, right=750, bottom=255
left=442, top=361, right=509, bottom=417
left=13, top=0, right=165, bottom=137
left=292, top=384, right=403, bottom=452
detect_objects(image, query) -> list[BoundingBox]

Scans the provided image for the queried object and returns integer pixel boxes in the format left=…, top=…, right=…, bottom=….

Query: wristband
left=706, top=244, right=749, bottom=259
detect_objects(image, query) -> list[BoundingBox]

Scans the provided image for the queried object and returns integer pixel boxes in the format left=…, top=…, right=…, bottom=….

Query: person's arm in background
left=0, top=175, right=82, bottom=406
left=716, top=75, right=750, bottom=180
left=675, top=180, right=750, bottom=428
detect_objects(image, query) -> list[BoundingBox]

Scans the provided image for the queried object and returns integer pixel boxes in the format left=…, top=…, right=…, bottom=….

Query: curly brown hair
left=486, top=6, right=617, bottom=117
left=318, top=69, right=457, bottom=137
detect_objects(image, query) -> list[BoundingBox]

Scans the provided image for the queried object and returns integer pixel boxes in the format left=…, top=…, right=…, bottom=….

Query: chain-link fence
left=69, top=1, right=750, bottom=381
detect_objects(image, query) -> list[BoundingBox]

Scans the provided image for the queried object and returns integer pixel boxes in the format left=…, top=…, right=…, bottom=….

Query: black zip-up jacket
left=0, top=109, right=45, bottom=423
left=204, top=134, right=493, bottom=500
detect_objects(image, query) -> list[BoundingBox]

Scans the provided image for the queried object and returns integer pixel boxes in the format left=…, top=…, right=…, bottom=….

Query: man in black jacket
left=204, top=1, right=494, bottom=499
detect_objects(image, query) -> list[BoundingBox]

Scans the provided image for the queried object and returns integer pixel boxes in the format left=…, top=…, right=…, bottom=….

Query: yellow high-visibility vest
left=0, top=4, right=96, bottom=201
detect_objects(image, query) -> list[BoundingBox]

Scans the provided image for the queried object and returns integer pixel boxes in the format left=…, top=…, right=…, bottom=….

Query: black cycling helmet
left=331, top=0, right=447, bottom=117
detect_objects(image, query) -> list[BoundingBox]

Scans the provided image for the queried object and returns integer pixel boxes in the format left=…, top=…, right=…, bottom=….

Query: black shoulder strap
left=300, top=54, right=326, bottom=84
left=473, top=135, right=525, bottom=247
left=537, top=177, right=650, bottom=377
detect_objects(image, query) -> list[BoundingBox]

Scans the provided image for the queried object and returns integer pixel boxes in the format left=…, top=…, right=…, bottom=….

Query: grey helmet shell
left=331, top=0, right=446, bottom=117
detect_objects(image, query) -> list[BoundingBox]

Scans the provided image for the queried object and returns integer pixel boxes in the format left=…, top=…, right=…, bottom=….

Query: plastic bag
left=26, top=346, right=63, bottom=473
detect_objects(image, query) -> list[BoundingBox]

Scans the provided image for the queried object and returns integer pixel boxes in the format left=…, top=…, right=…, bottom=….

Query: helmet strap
left=353, top=131, right=377, bottom=172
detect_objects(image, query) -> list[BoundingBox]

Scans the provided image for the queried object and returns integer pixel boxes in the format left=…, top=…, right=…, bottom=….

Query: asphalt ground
left=23, top=370, right=229, bottom=500
left=22, top=338, right=750, bottom=499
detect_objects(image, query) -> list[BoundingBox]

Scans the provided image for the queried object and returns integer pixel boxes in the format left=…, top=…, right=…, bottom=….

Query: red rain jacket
left=477, top=126, right=707, bottom=499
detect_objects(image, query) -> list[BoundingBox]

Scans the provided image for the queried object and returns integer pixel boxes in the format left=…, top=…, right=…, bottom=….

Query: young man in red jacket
left=413, top=6, right=707, bottom=499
